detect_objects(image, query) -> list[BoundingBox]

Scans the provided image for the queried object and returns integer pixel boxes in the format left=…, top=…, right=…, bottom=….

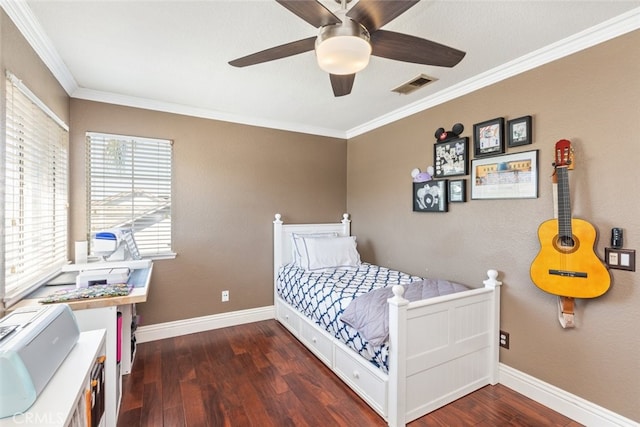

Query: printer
left=75, top=267, right=131, bottom=288
left=0, top=304, right=80, bottom=418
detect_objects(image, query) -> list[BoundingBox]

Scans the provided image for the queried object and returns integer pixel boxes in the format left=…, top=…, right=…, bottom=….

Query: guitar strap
left=553, top=178, right=576, bottom=328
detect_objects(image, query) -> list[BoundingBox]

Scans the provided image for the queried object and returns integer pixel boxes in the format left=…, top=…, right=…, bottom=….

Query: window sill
left=145, top=252, right=177, bottom=261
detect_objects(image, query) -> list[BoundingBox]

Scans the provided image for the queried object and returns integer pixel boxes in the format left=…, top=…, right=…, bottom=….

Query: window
left=86, top=132, right=173, bottom=258
left=2, top=72, right=69, bottom=307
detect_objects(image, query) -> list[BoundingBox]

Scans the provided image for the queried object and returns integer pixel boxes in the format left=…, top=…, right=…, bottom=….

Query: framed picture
left=434, top=137, right=468, bottom=178
left=473, top=117, right=505, bottom=158
left=507, top=115, right=533, bottom=147
left=448, top=179, right=467, bottom=203
left=471, top=150, right=538, bottom=200
left=413, top=180, right=448, bottom=212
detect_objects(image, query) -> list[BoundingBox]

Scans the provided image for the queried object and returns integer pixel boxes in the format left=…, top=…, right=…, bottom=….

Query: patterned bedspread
left=277, top=262, right=421, bottom=373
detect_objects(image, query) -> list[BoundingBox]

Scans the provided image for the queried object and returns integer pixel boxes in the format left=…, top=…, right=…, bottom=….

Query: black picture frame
left=448, top=179, right=467, bottom=203
left=473, top=117, right=505, bottom=158
left=434, top=137, right=468, bottom=178
left=413, top=180, right=448, bottom=212
left=507, top=115, right=533, bottom=147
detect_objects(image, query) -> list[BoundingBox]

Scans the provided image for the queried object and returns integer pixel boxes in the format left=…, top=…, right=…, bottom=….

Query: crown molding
left=72, top=87, right=347, bottom=139
left=4, top=2, right=638, bottom=139
left=3, top=0, right=345, bottom=138
left=1, top=0, right=78, bottom=95
left=346, top=6, right=640, bottom=139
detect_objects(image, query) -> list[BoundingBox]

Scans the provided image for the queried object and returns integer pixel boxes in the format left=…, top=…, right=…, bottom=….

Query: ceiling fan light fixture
left=315, top=14, right=371, bottom=75
left=316, top=36, right=371, bottom=75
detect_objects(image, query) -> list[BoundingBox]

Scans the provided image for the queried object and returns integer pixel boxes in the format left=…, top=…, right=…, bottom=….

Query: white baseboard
left=136, top=310, right=636, bottom=426
left=499, top=364, right=638, bottom=427
left=136, top=305, right=275, bottom=343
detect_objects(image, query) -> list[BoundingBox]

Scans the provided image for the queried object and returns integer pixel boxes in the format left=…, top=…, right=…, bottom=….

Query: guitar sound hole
left=559, top=236, right=575, bottom=247
left=553, top=234, right=580, bottom=253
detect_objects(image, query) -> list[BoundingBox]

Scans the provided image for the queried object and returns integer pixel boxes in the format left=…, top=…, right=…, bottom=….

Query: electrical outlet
left=499, top=330, right=510, bottom=349
left=221, top=290, right=229, bottom=302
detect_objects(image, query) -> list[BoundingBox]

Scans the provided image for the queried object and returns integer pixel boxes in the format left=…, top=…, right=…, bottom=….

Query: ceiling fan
left=228, top=0, right=466, bottom=97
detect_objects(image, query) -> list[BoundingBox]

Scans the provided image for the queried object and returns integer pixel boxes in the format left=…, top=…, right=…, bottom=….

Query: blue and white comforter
left=277, top=262, right=422, bottom=373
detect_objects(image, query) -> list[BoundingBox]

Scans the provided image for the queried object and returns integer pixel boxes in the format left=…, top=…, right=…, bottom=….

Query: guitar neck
left=556, top=166, right=573, bottom=240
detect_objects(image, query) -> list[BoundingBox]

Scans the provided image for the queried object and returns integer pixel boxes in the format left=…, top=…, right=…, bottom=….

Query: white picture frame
left=471, top=150, right=538, bottom=199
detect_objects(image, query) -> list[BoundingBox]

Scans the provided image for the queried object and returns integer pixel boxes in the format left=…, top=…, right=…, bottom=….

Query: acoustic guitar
left=530, top=139, right=610, bottom=298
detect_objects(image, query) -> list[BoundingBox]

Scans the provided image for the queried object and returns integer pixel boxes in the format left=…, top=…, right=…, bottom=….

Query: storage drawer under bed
left=299, top=317, right=333, bottom=367
left=276, top=300, right=300, bottom=335
left=334, top=345, right=387, bottom=417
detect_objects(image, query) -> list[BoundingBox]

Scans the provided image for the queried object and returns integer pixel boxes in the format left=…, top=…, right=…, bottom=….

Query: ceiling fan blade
left=371, top=30, right=466, bottom=67
left=276, top=0, right=342, bottom=28
left=347, top=0, right=419, bottom=33
left=229, top=37, right=316, bottom=67
left=330, top=74, right=356, bottom=97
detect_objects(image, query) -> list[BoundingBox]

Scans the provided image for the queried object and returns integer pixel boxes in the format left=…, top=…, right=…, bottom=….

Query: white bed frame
left=273, top=214, right=502, bottom=427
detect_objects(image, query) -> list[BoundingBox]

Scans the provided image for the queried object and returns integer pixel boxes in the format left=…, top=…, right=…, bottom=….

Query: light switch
left=620, top=253, right=630, bottom=267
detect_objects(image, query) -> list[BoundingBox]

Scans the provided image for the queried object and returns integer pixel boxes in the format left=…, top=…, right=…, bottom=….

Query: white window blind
left=2, top=73, right=69, bottom=306
left=86, top=132, right=173, bottom=257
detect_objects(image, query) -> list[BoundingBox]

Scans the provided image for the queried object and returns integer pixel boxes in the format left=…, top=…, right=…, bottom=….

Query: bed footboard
left=387, top=271, right=502, bottom=427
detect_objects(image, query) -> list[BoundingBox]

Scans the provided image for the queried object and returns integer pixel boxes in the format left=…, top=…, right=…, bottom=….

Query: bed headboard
left=273, top=213, right=351, bottom=285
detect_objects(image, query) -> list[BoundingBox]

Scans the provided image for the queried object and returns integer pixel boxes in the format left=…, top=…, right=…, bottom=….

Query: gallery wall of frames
left=412, top=115, right=535, bottom=213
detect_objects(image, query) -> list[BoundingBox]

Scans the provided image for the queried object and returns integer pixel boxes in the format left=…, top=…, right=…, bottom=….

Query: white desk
left=10, top=263, right=152, bottom=427
left=0, top=329, right=106, bottom=427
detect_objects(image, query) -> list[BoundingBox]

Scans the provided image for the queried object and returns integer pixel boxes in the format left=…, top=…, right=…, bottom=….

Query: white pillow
left=297, top=235, right=361, bottom=271
left=291, top=232, right=338, bottom=267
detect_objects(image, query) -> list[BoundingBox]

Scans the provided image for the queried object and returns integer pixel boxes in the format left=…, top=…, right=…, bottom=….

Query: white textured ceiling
left=7, top=1, right=640, bottom=138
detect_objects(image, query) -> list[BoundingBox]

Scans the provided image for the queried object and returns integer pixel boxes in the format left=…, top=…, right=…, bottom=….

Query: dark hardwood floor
left=118, top=320, right=582, bottom=426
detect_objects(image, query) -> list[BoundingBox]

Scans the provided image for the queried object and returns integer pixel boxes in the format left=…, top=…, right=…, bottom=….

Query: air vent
left=391, top=74, right=437, bottom=95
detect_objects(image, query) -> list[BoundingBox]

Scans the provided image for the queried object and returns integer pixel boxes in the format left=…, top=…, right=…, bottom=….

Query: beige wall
left=69, top=100, right=347, bottom=325
left=347, top=30, right=640, bottom=421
